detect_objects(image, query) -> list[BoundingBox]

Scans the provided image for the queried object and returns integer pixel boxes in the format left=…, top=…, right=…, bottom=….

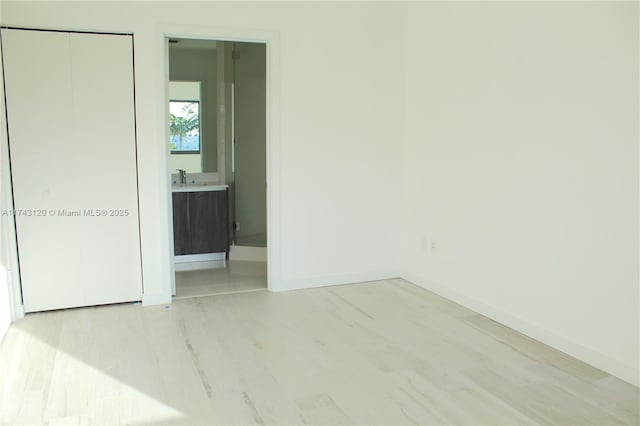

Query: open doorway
left=166, top=37, right=268, bottom=299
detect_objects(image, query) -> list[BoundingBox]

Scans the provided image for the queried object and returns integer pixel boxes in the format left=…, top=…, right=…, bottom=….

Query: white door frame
left=158, top=24, right=280, bottom=296
left=0, top=30, right=24, bottom=320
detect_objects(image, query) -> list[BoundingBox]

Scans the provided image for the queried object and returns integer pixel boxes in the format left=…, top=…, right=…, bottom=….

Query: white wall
left=0, top=2, right=405, bottom=302
left=0, top=230, right=11, bottom=343
left=0, top=39, right=18, bottom=341
left=0, top=269, right=10, bottom=344
left=402, top=2, right=639, bottom=385
left=0, top=127, right=11, bottom=343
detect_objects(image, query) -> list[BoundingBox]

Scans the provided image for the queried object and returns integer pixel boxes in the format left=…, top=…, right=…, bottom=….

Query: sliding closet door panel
left=2, top=29, right=142, bottom=312
left=66, top=33, right=142, bottom=307
left=2, top=30, right=85, bottom=310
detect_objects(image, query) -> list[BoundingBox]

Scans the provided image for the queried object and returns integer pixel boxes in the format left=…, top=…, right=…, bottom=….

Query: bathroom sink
left=174, top=182, right=210, bottom=187
left=172, top=182, right=228, bottom=192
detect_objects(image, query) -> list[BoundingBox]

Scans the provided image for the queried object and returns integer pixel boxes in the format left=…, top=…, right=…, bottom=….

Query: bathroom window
left=169, top=100, right=200, bottom=153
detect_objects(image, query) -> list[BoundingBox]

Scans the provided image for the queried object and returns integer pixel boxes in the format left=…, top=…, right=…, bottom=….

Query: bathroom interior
left=168, top=38, right=267, bottom=298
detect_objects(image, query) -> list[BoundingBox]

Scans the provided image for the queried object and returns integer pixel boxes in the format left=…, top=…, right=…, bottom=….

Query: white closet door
left=1, top=29, right=143, bottom=312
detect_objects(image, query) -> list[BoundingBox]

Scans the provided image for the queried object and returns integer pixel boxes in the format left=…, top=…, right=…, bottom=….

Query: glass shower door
left=232, top=42, right=267, bottom=247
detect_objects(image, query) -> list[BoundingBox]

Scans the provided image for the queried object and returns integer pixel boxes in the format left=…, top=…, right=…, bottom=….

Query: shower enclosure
left=230, top=41, right=267, bottom=247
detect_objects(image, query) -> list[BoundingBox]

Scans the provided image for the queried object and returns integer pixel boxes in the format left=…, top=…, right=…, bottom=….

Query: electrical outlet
left=431, top=239, right=437, bottom=252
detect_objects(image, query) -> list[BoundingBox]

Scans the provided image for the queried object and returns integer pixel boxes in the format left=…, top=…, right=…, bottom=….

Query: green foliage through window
left=170, top=101, right=200, bottom=153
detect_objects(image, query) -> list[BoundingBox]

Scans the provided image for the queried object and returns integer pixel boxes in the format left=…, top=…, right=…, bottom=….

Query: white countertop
left=172, top=183, right=228, bottom=192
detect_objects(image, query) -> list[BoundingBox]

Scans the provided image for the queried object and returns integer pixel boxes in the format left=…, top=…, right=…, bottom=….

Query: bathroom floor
left=174, top=260, right=267, bottom=299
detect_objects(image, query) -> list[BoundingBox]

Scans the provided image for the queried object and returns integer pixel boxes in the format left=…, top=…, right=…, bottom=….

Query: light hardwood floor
left=175, top=261, right=267, bottom=299
left=0, top=279, right=637, bottom=425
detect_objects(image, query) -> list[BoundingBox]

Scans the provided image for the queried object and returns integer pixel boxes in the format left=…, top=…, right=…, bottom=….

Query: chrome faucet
left=177, top=169, right=187, bottom=184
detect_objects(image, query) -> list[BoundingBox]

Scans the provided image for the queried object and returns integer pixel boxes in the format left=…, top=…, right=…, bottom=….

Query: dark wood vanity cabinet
left=172, top=192, right=191, bottom=255
left=172, top=190, right=229, bottom=255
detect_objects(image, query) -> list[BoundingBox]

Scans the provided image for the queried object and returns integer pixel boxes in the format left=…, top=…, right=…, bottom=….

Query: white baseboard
left=175, top=260, right=226, bottom=272
left=273, top=270, right=400, bottom=292
left=13, top=304, right=24, bottom=320
left=142, top=292, right=172, bottom=306
left=229, top=245, right=267, bottom=262
left=402, top=271, right=640, bottom=388
left=174, top=252, right=226, bottom=264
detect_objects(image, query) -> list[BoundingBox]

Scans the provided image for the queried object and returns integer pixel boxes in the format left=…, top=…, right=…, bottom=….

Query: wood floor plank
left=295, top=393, right=353, bottom=425
left=525, top=362, right=639, bottom=424
left=462, top=365, right=626, bottom=425
left=464, top=314, right=610, bottom=382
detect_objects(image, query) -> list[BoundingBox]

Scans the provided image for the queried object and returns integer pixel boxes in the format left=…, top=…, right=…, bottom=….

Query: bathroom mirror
left=169, top=81, right=207, bottom=173
left=168, top=38, right=218, bottom=174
